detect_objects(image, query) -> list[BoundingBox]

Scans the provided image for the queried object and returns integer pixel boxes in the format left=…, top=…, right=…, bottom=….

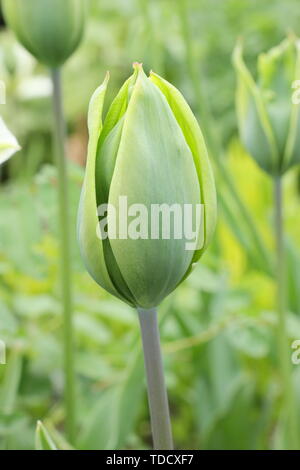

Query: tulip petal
left=77, top=74, right=129, bottom=303
left=258, top=38, right=297, bottom=168
left=99, top=68, right=138, bottom=147
left=108, top=67, right=201, bottom=308
left=94, top=70, right=140, bottom=306
left=96, top=68, right=139, bottom=204
left=149, top=71, right=217, bottom=262
left=96, top=115, right=137, bottom=305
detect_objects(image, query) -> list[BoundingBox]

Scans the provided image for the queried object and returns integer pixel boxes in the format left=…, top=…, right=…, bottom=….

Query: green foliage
left=0, top=0, right=300, bottom=450
left=35, top=421, right=57, bottom=450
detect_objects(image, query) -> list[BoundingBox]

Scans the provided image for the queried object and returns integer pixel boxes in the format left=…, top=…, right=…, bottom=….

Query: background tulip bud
left=233, top=36, right=300, bottom=175
left=2, top=0, right=85, bottom=67
left=78, top=64, right=216, bottom=309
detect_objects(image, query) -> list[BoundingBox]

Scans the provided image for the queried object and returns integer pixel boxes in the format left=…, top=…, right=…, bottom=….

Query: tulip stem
left=137, top=308, right=173, bottom=450
left=274, top=176, right=298, bottom=449
left=50, top=68, right=75, bottom=445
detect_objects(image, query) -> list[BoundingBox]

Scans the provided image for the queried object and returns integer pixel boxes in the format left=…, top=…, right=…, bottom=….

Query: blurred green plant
left=0, top=0, right=300, bottom=451
left=233, top=36, right=300, bottom=448
left=77, top=62, right=216, bottom=449
left=2, top=0, right=86, bottom=445
left=35, top=421, right=57, bottom=450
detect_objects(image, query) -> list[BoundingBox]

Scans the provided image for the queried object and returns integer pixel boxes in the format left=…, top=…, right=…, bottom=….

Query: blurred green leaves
left=0, top=0, right=300, bottom=451
left=35, top=421, right=57, bottom=450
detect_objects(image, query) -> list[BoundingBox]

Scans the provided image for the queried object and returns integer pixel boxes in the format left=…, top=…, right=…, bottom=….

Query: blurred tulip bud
left=233, top=36, right=300, bottom=175
left=2, top=0, right=85, bottom=67
left=77, top=64, right=216, bottom=309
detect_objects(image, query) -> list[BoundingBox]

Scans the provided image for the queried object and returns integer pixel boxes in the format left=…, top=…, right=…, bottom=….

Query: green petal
left=96, top=115, right=136, bottom=305
left=77, top=74, right=128, bottom=303
left=258, top=37, right=297, bottom=166
left=94, top=70, right=140, bottom=306
left=96, top=115, right=125, bottom=206
left=149, top=71, right=217, bottom=262
left=96, top=67, right=139, bottom=205
left=108, top=66, right=201, bottom=308
left=233, top=42, right=279, bottom=174
left=35, top=421, right=57, bottom=451
left=98, top=68, right=138, bottom=148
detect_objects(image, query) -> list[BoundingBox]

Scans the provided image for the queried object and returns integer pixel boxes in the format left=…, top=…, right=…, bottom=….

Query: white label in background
left=0, top=81, right=6, bottom=105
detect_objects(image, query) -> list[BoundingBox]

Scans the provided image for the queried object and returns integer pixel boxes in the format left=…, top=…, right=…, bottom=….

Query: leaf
left=79, top=351, right=144, bottom=450
left=35, top=421, right=57, bottom=450
left=108, top=352, right=145, bottom=449
left=74, top=313, right=111, bottom=344
left=0, top=349, right=22, bottom=415
left=228, top=322, right=270, bottom=358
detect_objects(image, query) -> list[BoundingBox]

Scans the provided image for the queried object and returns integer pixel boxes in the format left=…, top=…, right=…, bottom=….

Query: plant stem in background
left=137, top=308, right=173, bottom=450
left=50, top=68, right=75, bottom=445
left=139, top=0, right=163, bottom=74
left=274, top=176, right=298, bottom=449
left=177, top=0, right=273, bottom=276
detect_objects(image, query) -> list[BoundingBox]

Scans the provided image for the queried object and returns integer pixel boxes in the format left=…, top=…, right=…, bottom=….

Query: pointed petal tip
left=104, top=71, right=110, bottom=84
left=149, top=70, right=161, bottom=82
left=232, top=38, right=244, bottom=65
left=235, top=37, right=243, bottom=51
left=133, top=62, right=143, bottom=71
left=285, top=31, right=300, bottom=51
left=132, top=62, right=148, bottom=81
left=149, top=69, right=157, bottom=77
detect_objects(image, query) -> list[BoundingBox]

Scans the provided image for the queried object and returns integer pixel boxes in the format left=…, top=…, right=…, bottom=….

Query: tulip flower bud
left=77, top=64, right=216, bottom=309
left=233, top=36, right=300, bottom=175
left=2, top=0, right=85, bottom=67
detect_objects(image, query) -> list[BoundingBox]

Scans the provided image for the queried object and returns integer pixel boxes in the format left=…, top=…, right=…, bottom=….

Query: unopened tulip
left=78, top=64, right=216, bottom=309
left=2, top=0, right=85, bottom=67
left=233, top=36, right=300, bottom=175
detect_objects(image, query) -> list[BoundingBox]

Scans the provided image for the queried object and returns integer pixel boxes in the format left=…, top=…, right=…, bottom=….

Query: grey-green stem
left=50, top=68, right=75, bottom=444
left=274, top=176, right=299, bottom=449
left=137, top=308, right=173, bottom=450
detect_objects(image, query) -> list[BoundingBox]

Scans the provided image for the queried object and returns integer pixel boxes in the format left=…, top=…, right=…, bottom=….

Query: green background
left=0, top=0, right=300, bottom=450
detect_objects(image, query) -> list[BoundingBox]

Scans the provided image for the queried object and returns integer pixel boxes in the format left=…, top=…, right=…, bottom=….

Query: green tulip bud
left=233, top=36, right=300, bottom=175
left=77, top=64, right=217, bottom=309
left=2, top=0, right=85, bottom=67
